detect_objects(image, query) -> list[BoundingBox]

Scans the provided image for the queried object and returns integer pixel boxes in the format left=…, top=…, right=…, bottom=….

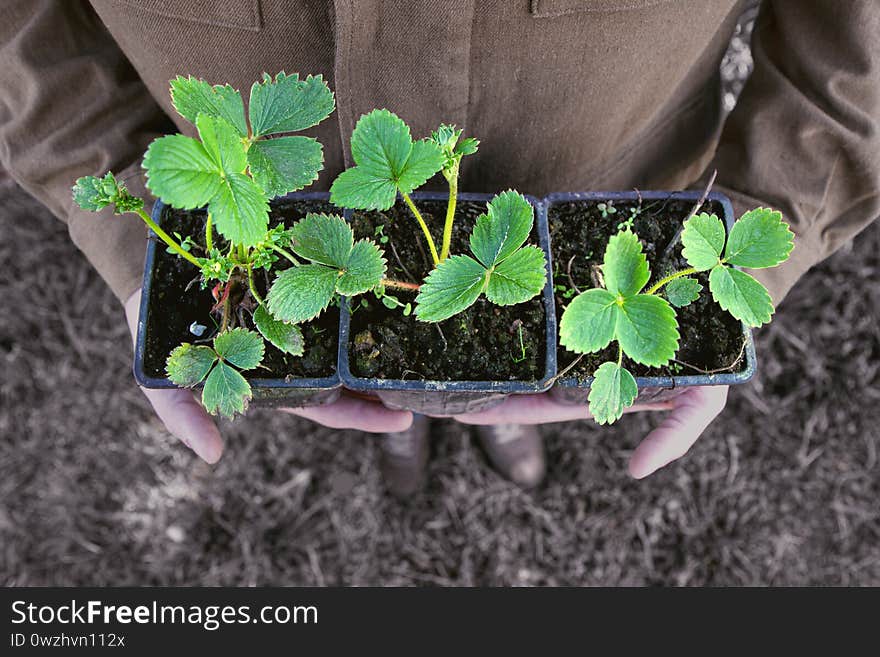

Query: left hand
left=452, top=385, right=729, bottom=479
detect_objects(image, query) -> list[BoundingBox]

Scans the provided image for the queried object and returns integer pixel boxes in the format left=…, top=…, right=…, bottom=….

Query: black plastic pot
left=338, top=192, right=558, bottom=415
left=133, top=192, right=342, bottom=409
left=545, top=190, right=757, bottom=406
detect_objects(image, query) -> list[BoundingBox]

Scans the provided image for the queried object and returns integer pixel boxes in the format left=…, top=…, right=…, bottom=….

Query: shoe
left=379, top=414, right=430, bottom=498
left=475, top=424, right=546, bottom=488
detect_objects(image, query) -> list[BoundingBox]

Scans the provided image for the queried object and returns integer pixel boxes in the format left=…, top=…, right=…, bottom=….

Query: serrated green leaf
left=589, top=361, right=638, bottom=425
left=456, top=137, right=479, bottom=156
left=247, top=136, right=323, bottom=196
left=170, top=76, right=247, bottom=137
left=330, top=109, right=443, bottom=210
left=253, top=305, right=304, bottom=356
left=396, top=139, right=444, bottom=193
left=337, top=240, right=386, bottom=296
left=329, top=166, right=397, bottom=210
left=213, top=328, right=264, bottom=370
left=470, top=190, right=534, bottom=268
left=709, top=265, right=774, bottom=327
left=72, top=175, right=111, bottom=211
left=143, top=134, right=221, bottom=208
left=485, top=245, right=546, bottom=306
left=559, top=288, right=619, bottom=354
left=208, top=172, right=269, bottom=247
left=196, top=114, right=247, bottom=174
left=603, top=230, right=650, bottom=296
left=414, top=255, right=488, bottom=322
left=665, top=276, right=703, bottom=308
left=249, top=72, right=335, bottom=137
left=724, top=207, right=794, bottom=268
left=267, top=264, right=339, bottom=323
left=616, top=294, right=679, bottom=366
left=290, top=213, right=352, bottom=268
left=202, top=361, right=252, bottom=418
left=165, top=344, right=217, bottom=387
left=681, top=212, right=726, bottom=271
left=350, top=109, right=412, bottom=177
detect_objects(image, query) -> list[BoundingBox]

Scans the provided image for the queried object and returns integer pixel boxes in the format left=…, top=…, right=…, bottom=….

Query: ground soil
left=144, top=199, right=340, bottom=380
left=347, top=199, right=547, bottom=382
left=549, top=197, right=746, bottom=380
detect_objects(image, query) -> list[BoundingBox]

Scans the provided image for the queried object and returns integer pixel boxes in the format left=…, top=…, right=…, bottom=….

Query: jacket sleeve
left=712, top=0, right=880, bottom=304
left=0, top=0, right=172, bottom=302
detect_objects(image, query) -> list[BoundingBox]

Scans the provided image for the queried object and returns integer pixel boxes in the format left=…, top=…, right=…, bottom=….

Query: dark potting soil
left=143, top=198, right=340, bottom=381
left=348, top=199, right=547, bottom=382
left=548, top=197, right=747, bottom=381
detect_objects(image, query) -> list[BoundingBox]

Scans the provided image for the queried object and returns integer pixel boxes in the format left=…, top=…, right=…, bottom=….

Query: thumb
left=124, top=289, right=222, bottom=464
left=628, top=385, right=728, bottom=479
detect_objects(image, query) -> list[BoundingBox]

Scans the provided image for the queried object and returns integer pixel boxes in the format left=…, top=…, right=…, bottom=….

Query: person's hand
left=452, top=385, right=729, bottom=478
left=124, top=291, right=413, bottom=463
left=125, top=290, right=224, bottom=463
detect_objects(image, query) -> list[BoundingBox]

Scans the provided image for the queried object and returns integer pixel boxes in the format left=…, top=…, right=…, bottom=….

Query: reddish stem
left=382, top=278, right=420, bottom=292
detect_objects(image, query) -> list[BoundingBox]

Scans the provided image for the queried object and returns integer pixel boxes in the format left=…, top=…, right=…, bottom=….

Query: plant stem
left=402, top=192, right=440, bottom=266
left=135, top=208, right=201, bottom=268
left=205, top=213, right=214, bottom=252
left=247, top=263, right=264, bottom=306
left=220, top=295, right=231, bottom=333
left=439, top=165, right=458, bottom=262
left=269, top=243, right=300, bottom=265
left=237, top=244, right=248, bottom=263
left=382, top=278, right=420, bottom=292
left=645, top=267, right=698, bottom=295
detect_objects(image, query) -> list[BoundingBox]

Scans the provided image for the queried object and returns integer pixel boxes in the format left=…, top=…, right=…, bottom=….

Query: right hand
left=124, top=290, right=412, bottom=464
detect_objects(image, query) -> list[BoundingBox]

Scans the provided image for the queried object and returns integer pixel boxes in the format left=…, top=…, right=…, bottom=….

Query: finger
left=452, top=393, right=673, bottom=425
left=280, top=395, right=413, bottom=433
left=628, top=385, right=729, bottom=479
left=140, top=386, right=224, bottom=464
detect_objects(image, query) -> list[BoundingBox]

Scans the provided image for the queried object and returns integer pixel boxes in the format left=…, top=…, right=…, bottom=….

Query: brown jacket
left=1, top=1, right=878, bottom=304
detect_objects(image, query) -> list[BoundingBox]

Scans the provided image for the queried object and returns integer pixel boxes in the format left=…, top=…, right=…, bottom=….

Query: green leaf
left=202, top=361, right=252, bottom=418
left=196, top=114, right=246, bottom=174
left=329, top=166, right=397, bottom=211
left=72, top=174, right=111, bottom=211
left=485, top=245, right=546, bottom=306
left=350, top=109, right=412, bottom=178
left=208, top=172, right=269, bottom=247
left=603, top=230, right=650, bottom=296
left=249, top=72, right=335, bottom=137
left=709, top=265, right=774, bottom=327
left=414, top=255, right=488, bottom=322
left=213, top=328, right=264, bottom=370
left=170, top=76, right=247, bottom=137
left=588, top=362, right=638, bottom=426
left=616, top=294, right=679, bottom=366
left=396, top=139, right=444, bottom=194
left=337, top=240, right=386, bottom=296
left=267, top=264, right=339, bottom=323
left=665, top=277, right=702, bottom=308
left=290, top=213, right=353, bottom=268
left=253, top=305, right=304, bottom=356
left=247, top=136, right=323, bottom=196
left=330, top=109, right=443, bottom=210
left=470, top=190, right=534, bottom=267
left=559, top=288, right=618, bottom=354
left=724, top=207, right=794, bottom=268
left=165, top=344, right=217, bottom=387
left=681, top=212, right=726, bottom=271
left=143, top=134, right=221, bottom=208
left=456, top=137, right=479, bottom=156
